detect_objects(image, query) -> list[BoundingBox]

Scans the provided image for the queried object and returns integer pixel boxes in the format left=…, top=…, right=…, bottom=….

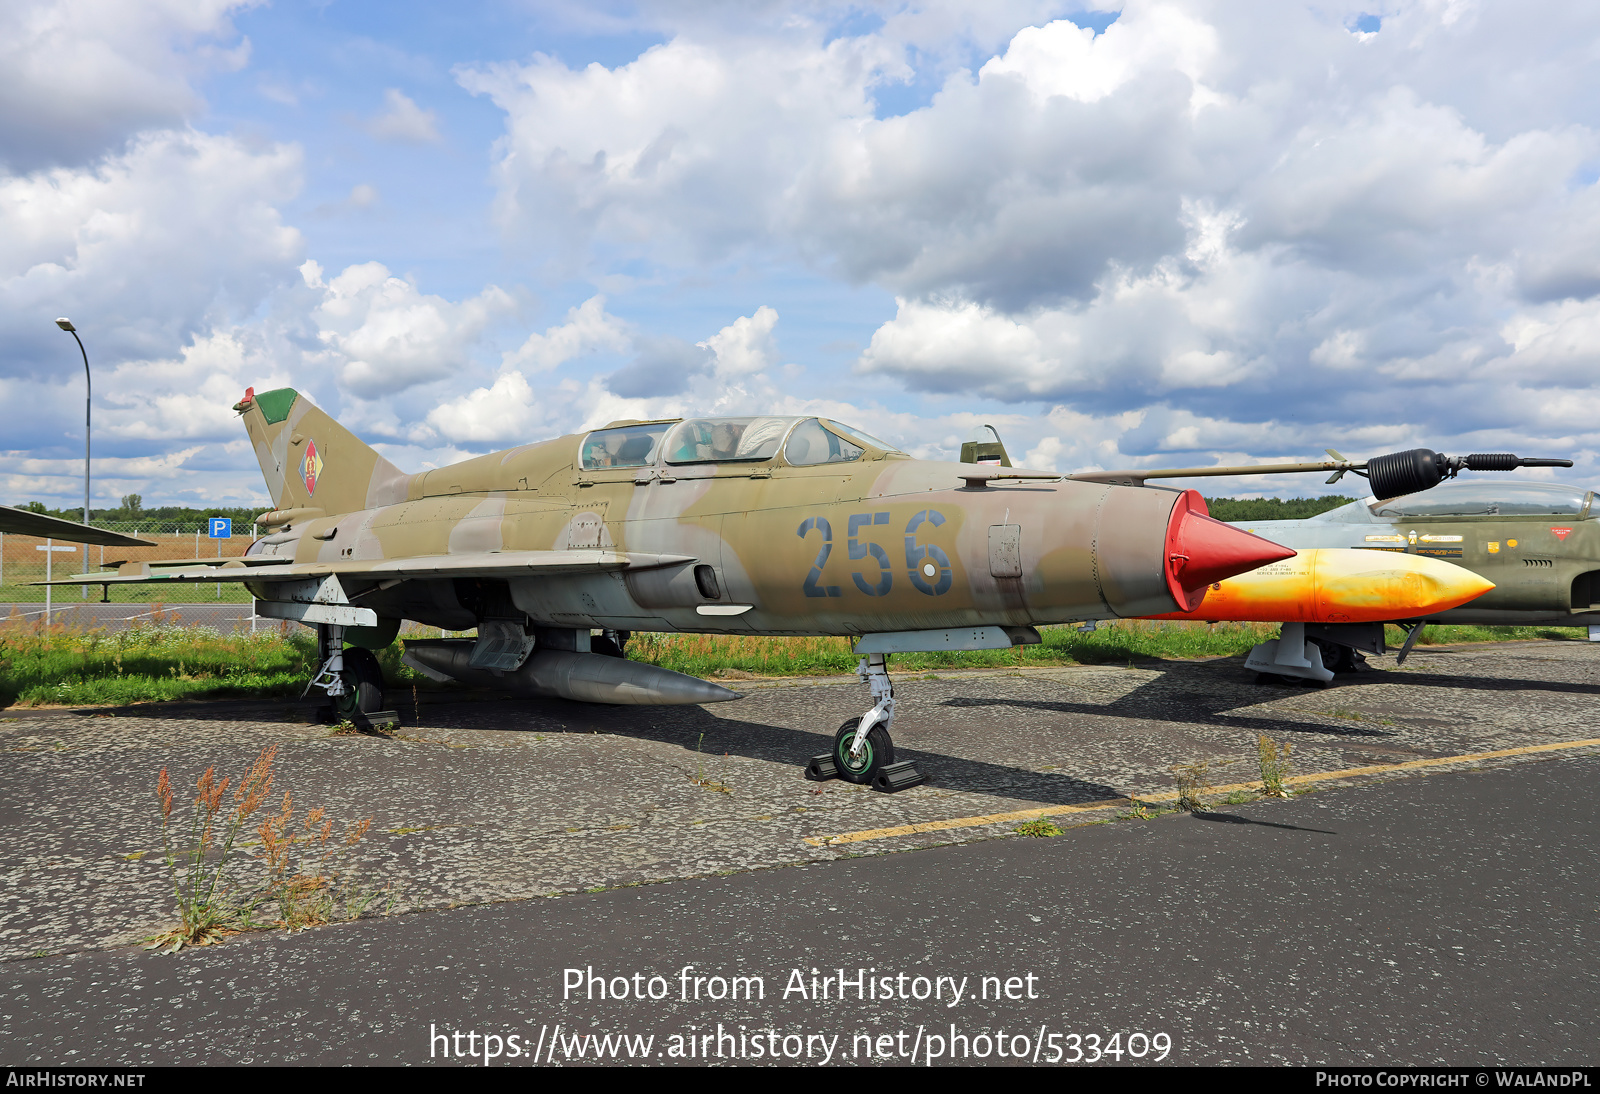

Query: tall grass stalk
left=154, top=745, right=277, bottom=950
left=1257, top=735, right=1294, bottom=798
left=255, top=792, right=375, bottom=931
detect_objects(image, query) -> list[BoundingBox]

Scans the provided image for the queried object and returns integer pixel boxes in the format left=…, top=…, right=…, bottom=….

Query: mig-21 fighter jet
left=47, top=387, right=1304, bottom=788
left=1221, top=476, right=1600, bottom=683
left=44, top=394, right=1562, bottom=784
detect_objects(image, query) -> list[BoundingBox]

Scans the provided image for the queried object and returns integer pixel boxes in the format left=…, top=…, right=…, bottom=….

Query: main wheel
left=1309, top=637, right=1359, bottom=674
left=833, top=717, right=894, bottom=785
left=591, top=635, right=625, bottom=658
left=335, top=646, right=386, bottom=717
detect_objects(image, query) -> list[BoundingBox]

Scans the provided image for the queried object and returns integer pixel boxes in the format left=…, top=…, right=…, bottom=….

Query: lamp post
left=55, top=318, right=90, bottom=601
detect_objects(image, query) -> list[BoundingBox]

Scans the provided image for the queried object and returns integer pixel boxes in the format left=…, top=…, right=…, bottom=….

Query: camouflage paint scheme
left=1231, top=482, right=1600, bottom=626
left=55, top=388, right=1309, bottom=657
left=223, top=388, right=1215, bottom=636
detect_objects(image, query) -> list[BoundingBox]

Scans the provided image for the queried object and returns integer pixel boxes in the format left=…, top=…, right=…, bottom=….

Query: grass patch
left=0, top=619, right=431, bottom=708
left=1382, top=623, right=1581, bottom=646
left=629, top=619, right=1284, bottom=678
left=1, top=616, right=1585, bottom=710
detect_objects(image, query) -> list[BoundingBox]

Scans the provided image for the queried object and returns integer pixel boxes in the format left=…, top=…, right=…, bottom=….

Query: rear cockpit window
left=580, top=423, right=672, bottom=470
left=785, top=419, right=864, bottom=466
left=664, top=417, right=797, bottom=464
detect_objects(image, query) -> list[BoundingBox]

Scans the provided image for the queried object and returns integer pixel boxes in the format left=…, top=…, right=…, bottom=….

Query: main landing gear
left=805, top=653, right=927, bottom=792
left=306, top=623, right=396, bottom=728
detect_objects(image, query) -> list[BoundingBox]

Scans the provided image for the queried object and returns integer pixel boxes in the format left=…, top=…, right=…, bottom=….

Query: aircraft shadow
left=512, top=698, right=1129, bottom=809
left=939, top=678, right=1398, bottom=739
left=940, top=694, right=1395, bottom=739
left=1189, top=810, right=1336, bottom=835
left=1345, top=668, right=1600, bottom=699
left=71, top=688, right=1128, bottom=809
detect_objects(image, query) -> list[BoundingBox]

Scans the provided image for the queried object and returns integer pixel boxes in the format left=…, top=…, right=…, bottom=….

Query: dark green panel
left=254, top=388, right=299, bottom=425
left=345, top=617, right=401, bottom=650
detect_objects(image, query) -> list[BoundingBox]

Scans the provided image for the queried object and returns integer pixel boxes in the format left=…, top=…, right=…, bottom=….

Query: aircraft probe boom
left=1068, top=447, right=1572, bottom=501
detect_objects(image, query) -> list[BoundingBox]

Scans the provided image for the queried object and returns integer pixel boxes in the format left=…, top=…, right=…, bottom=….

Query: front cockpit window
left=821, top=419, right=899, bottom=454
left=784, top=419, right=864, bottom=466
left=1370, top=481, right=1595, bottom=519
left=580, top=423, right=672, bottom=470
left=664, top=416, right=797, bottom=464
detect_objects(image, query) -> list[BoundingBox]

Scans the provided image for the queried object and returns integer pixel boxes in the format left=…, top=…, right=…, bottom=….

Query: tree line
left=10, top=494, right=266, bottom=531
left=1202, top=495, right=1356, bottom=521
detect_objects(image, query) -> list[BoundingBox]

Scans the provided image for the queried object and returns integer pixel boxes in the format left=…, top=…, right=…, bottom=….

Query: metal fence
left=0, top=520, right=256, bottom=603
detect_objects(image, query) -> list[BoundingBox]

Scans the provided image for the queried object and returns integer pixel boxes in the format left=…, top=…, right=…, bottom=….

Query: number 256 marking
left=797, top=510, right=951, bottom=597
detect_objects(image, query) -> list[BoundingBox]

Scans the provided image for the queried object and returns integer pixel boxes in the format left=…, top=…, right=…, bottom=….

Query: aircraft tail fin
left=232, top=387, right=410, bottom=517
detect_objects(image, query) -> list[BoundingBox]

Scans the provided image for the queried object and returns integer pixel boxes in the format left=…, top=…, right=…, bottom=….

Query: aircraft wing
left=0, top=504, right=157, bottom=547
left=35, top=550, right=696, bottom=586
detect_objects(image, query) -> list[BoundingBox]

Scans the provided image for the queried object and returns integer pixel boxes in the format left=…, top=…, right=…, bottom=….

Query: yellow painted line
left=804, top=736, right=1600, bottom=848
left=804, top=797, right=1130, bottom=847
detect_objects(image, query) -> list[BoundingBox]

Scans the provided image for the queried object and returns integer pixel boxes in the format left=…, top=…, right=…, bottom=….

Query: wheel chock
left=805, top=753, right=839, bottom=781
left=318, top=707, right=401, bottom=730
left=872, top=760, right=926, bottom=793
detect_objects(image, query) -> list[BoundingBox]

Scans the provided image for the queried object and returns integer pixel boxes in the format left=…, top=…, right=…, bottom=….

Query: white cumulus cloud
left=303, top=260, right=514, bottom=398
left=363, top=89, right=440, bottom=144
left=0, top=0, right=254, bottom=170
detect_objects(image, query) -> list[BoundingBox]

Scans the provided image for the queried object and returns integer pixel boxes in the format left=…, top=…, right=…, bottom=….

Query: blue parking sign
left=208, top=517, right=232, bottom=539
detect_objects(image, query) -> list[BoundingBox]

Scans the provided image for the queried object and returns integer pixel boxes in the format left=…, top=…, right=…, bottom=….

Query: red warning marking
left=1551, top=527, right=1573, bottom=540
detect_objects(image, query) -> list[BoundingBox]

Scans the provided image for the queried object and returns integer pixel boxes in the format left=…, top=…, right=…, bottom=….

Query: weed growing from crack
left=1014, top=819, right=1062, bottom=837
left=690, top=732, right=732, bottom=793
left=1170, top=759, right=1226, bottom=812
left=1123, top=794, right=1156, bottom=820
left=149, top=746, right=381, bottom=951
left=151, top=745, right=277, bottom=950
left=1257, top=735, right=1294, bottom=798
left=252, top=791, right=376, bottom=931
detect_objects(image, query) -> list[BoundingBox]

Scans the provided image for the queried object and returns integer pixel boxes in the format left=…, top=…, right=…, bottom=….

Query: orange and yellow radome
left=1145, top=548, right=1495, bottom=624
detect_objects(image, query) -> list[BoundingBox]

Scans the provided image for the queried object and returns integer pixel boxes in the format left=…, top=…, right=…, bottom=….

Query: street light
left=55, top=318, right=90, bottom=602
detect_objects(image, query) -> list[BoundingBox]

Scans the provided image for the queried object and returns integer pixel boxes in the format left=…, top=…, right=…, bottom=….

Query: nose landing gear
left=805, top=652, right=926, bottom=792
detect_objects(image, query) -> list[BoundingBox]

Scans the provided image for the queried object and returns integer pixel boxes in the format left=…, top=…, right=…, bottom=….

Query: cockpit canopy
left=579, top=416, right=898, bottom=471
left=1369, top=480, right=1594, bottom=520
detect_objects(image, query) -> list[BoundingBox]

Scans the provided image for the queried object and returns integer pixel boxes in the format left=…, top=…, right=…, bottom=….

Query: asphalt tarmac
left=2, top=751, right=1595, bottom=1066
left=3, top=641, right=1599, bottom=1065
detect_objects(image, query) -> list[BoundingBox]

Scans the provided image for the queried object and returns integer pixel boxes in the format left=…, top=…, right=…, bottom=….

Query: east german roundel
left=300, top=440, right=323, bottom=496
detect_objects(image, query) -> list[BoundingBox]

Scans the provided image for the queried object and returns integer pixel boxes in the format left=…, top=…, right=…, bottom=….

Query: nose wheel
left=805, top=652, right=926, bottom=792
left=833, top=717, right=893, bottom=784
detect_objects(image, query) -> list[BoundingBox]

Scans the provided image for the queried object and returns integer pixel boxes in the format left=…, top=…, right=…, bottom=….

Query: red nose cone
left=1164, top=490, right=1296, bottom=612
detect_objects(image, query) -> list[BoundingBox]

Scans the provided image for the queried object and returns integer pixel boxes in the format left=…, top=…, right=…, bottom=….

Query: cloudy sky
left=5, top=0, right=1599, bottom=510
